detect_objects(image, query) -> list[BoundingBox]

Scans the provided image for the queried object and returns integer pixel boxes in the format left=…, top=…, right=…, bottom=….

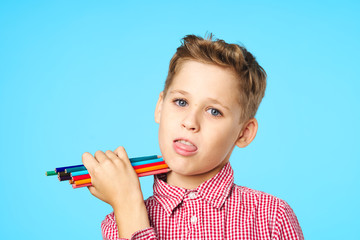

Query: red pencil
left=133, top=160, right=166, bottom=170
left=72, top=174, right=91, bottom=181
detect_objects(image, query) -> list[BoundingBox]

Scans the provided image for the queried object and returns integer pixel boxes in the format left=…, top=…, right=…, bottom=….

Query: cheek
left=159, top=106, right=180, bottom=130
left=206, top=122, right=239, bottom=149
left=158, top=114, right=176, bottom=146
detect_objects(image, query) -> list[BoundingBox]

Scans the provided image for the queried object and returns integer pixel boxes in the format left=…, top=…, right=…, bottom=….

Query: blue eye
left=208, top=108, right=222, bottom=117
left=174, top=99, right=187, bottom=107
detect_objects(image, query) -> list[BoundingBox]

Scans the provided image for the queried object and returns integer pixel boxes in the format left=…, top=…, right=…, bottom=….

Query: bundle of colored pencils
left=45, top=155, right=169, bottom=189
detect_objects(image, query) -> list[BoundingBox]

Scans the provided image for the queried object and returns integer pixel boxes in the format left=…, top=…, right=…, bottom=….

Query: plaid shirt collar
left=153, top=162, right=234, bottom=216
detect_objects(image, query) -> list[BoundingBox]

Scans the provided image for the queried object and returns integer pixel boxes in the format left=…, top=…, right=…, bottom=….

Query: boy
left=82, top=34, right=304, bottom=239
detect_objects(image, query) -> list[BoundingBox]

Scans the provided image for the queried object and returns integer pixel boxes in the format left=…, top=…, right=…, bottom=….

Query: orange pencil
left=133, top=160, right=165, bottom=170
left=74, top=178, right=91, bottom=186
left=135, top=163, right=168, bottom=174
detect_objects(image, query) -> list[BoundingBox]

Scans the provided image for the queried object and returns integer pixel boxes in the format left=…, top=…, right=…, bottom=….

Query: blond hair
left=163, top=34, right=267, bottom=122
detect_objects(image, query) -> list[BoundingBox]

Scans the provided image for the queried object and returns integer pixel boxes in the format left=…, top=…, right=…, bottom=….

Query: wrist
left=112, top=195, right=144, bottom=212
left=113, top=202, right=150, bottom=239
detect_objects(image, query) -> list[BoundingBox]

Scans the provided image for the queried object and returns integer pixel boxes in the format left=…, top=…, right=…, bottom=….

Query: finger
left=113, top=146, right=130, bottom=163
left=87, top=186, right=104, bottom=201
left=105, top=150, right=119, bottom=161
left=82, top=152, right=99, bottom=173
left=94, top=150, right=109, bottom=163
left=87, top=185, right=97, bottom=195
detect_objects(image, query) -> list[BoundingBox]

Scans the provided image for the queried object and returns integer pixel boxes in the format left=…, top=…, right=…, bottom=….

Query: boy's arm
left=82, top=146, right=152, bottom=239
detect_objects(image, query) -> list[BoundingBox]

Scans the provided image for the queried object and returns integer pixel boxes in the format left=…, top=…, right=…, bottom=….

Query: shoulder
left=231, top=184, right=298, bottom=219
left=231, top=185, right=304, bottom=239
left=235, top=185, right=286, bottom=201
left=231, top=184, right=287, bottom=208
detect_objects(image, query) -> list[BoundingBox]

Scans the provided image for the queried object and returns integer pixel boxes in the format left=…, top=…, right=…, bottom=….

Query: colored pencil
left=131, top=158, right=163, bottom=167
left=53, top=155, right=161, bottom=173
left=69, top=159, right=165, bottom=177
left=73, top=164, right=168, bottom=186
left=72, top=183, right=92, bottom=189
left=135, top=163, right=168, bottom=174
left=46, top=170, right=57, bottom=176
left=55, top=164, right=83, bottom=173
left=133, top=160, right=166, bottom=170
left=72, top=168, right=171, bottom=189
left=71, top=170, right=89, bottom=177
left=65, top=166, right=87, bottom=173
left=74, top=178, right=91, bottom=186
left=137, top=168, right=170, bottom=177
left=129, top=155, right=161, bottom=163
left=46, top=154, right=169, bottom=190
left=58, top=172, right=72, bottom=181
left=72, top=174, right=91, bottom=181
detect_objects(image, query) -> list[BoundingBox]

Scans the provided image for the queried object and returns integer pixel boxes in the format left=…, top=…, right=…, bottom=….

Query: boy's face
left=155, top=60, right=250, bottom=188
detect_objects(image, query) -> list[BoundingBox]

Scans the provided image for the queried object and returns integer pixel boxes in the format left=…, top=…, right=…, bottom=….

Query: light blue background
left=0, top=1, right=359, bottom=239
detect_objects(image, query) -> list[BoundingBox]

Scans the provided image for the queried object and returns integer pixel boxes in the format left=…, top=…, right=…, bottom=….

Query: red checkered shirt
left=101, top=163, right=304, bottom=239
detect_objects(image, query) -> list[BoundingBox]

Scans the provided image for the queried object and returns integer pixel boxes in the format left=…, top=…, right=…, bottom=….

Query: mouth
left=173, top=138, right=198, bottom=156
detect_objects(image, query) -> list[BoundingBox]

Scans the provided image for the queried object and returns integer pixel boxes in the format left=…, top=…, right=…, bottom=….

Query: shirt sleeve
left=273, top=200, right=304, bottom=240
left=101, top=212, right=158, bottom=240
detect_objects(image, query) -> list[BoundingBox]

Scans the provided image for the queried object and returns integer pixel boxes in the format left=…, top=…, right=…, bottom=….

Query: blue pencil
left=130, top=155, right=161, bottom=163
left=65, top=166, right=87, bottom=173
left=69, top=158, right=164, bottom=176
left=53, top=155, right=161, bottom=173
left=55, top=164, right=83, bottom=173
left=131, top=158, right=163, bottom=166
left=69, top=159, right=164, bottom=177
left=71, top=170, right=89, bottom=177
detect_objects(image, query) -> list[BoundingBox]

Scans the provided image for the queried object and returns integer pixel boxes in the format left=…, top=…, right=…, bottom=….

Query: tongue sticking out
left=174, top=140, right=198, bottom=152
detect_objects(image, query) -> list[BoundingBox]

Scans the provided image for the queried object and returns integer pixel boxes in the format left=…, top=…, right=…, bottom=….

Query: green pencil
left=46, top=170, right=57, bottom=176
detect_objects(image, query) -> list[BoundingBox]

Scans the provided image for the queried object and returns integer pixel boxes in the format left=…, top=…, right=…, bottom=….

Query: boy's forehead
left=168, top=60, right=241, bottom=105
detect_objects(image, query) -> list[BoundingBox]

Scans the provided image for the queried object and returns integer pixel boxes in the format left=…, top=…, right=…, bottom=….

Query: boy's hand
left=82, top=146, right=150, bottom=238
left=82, top=146, right=142, bottom=207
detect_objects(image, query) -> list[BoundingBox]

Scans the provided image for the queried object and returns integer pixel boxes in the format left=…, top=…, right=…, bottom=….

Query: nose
left=181, top=109, right=200, bottom=132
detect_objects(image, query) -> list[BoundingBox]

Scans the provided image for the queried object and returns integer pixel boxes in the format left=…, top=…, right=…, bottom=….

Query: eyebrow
left=169, top=89, right=189, bottom=95
left=169, top=89, right=230, bottom=111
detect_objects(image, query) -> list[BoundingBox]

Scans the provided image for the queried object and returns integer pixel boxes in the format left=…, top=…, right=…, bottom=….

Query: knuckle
left=92, top=166, right=100, bottom=176
left=102, top=158, right=111, bottom=165
left=102, top=158, right=115, bottom=169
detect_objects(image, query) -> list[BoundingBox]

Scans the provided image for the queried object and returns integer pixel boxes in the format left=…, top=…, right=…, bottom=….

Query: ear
left=235, top=118, right=258, bottom=148
left=154, top=91, right=164, bottom=124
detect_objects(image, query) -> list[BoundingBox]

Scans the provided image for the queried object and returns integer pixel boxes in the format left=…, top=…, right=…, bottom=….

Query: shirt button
left=189, top=192, right=197, bottom=199
left=190, top=215, right=197, bottom=224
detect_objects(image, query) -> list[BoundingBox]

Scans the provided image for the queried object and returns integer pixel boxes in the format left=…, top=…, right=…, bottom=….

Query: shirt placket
left=183, top=191, right=200, bottom=240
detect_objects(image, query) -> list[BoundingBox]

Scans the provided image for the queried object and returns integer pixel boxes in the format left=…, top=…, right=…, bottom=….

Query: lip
left=173, top=138, right=198, bottom=156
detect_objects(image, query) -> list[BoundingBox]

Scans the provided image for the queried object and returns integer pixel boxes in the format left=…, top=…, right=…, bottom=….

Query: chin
left=165, top=159, right=194, bottom=174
